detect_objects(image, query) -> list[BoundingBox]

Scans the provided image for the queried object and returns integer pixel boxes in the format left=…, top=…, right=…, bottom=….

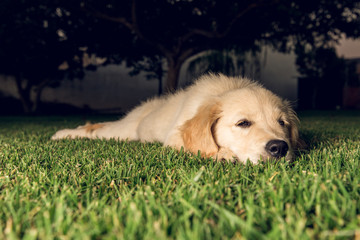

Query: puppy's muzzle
left=265, top=140, right=289, bottom=158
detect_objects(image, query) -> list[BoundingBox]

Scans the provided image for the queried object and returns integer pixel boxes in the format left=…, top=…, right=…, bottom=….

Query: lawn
left=0, top=111, right=359, bottom=239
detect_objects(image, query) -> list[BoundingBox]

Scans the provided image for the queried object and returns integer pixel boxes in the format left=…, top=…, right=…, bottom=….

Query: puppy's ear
left=284, top=101, right=306, bottom=150
left=181, top=101, right=221, bottom=157
left=288, top=116, right=299, bottom=148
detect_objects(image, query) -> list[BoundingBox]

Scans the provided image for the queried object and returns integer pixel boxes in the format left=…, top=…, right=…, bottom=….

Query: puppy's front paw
left=216, top=148, right=237, bottom=163
left=51, top=129, right=74, bottom=140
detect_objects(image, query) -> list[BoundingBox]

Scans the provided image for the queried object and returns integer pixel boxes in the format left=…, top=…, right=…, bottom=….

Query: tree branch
left=82, top=4, right=133, bottom=30
left=130, top=0, right=142, bottom=38
left=82, top=0, right=173, bottom=58
left=179, top=0, right=279, bottom=43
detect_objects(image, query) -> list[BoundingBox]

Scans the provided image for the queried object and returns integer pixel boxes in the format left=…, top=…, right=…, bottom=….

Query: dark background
left=0, top=0, right=360, bottom=115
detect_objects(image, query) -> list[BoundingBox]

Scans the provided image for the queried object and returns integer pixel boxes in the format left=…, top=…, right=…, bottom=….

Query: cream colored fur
left=52, top=74, right=300, bottom=164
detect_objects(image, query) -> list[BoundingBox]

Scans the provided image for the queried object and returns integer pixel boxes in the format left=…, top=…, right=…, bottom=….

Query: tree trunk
left=32, top=79, right=50, bottom=113
left=165, top=58, right=182, bottom=93
left=162, top=47, right=198, bottom=93
left=15, top=77, right=33, bottom=114
left=14, top=76, right=51, bottom=114
left=32, top=86, right=44, bottom=113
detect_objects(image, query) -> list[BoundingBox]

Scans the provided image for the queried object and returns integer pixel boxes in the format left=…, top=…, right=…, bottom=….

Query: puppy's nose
left=265, top=140, right=288, bottom=158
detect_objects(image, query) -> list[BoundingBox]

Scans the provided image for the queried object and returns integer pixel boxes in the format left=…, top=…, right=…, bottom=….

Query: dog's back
left=51, top=74, right=258, bottom=142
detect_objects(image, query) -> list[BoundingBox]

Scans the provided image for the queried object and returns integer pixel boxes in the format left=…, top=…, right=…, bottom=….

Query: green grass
left=0, top=111, right=359, bottom=239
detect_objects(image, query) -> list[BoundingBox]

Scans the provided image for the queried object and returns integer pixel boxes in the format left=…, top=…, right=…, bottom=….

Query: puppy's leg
left=51, top=117, right=140, bottom=141
left=52, top=98, right=165, bottom=141
left=51, top=123, right=105, bottom=140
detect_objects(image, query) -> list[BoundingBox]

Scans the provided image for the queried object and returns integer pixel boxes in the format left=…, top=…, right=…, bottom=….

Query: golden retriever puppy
left=52, top=74, right=300, bottom=164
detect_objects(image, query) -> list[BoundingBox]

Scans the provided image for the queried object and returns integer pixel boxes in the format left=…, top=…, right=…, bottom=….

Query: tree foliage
left=0, top=0, right=359, bottom=113
left=78, top=0, right=360, bottom=91
left=0, top=0, right=87, bottom=113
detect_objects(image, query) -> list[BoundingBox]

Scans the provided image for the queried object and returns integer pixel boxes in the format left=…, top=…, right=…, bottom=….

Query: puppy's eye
left=236, top=120, right=252, bottom=128
left=278, top=120, right=285, bottom=126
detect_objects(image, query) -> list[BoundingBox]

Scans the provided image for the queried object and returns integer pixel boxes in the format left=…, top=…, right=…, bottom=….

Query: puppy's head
left=181, top=86, right=300, bottom=164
